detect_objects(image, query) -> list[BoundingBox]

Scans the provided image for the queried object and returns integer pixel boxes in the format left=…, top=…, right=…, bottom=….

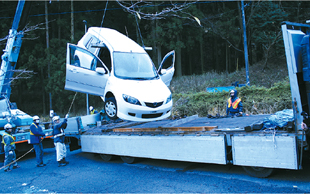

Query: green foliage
left=171, top=59, right=288, bottom=94
left=0, top=1, right=302, bottom=118
left=172, top=80, right=291, bottom=117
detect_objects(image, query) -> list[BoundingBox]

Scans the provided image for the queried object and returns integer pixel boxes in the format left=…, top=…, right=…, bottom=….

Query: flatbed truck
left=60, top=21, right=310, bottom=178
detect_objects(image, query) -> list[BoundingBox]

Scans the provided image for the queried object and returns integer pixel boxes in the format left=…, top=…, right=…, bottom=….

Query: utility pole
left=45, top=1, right=52, bottom=114
left=241, top=0, right=250, bottom=86
left=83, top=20, right=90, bottom=115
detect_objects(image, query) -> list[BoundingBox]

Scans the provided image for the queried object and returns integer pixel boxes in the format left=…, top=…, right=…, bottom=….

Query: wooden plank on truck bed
left=113, top=126, right=217, bottom=132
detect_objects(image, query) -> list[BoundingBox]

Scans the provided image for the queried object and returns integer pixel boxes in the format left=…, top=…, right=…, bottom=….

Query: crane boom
left=0, top=0, right=31, bottom=99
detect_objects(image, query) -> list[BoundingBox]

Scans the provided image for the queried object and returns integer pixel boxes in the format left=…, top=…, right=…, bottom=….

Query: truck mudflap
left=81, top=134, right=228, bottom=164
left=232, top=134, right=298, bottom=170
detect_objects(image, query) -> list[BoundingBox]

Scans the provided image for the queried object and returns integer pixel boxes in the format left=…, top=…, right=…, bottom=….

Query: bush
left=171, top=80, right=291, bottom=117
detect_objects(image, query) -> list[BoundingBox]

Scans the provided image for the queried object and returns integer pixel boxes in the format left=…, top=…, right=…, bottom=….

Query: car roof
left=88, top=27, right=146, bottom=53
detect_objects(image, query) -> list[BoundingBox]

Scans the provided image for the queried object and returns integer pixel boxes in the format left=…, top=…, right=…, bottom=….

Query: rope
left=1, top=91, right=78, bottom=171
left=67, top=92, right=77, bottom=115
left=0, top=137, right=45, bottom=171
left=0, top=147, right=34, bottom=170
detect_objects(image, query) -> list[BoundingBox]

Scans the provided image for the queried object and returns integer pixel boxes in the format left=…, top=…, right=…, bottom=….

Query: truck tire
left=120, top=156, right=136, bottom=164
left=100, top=154, right=115, bottom=162
left=242, top=166, right=275, bottom=178
left=104, top=97, right=118, bottom=120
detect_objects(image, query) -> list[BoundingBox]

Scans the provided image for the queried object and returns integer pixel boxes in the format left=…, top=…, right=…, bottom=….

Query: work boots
left=58, top=158, right=69, bottom=167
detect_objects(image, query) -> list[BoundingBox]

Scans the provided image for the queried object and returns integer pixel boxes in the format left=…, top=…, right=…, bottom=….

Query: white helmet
left=33, top=115, right=40, bottom=124
left=33, top=115, right=40, bottom=120
left=52, top=115, right=60, bottom=122
left=89, top=106, right=94, bottom=111
left=4, top=123, right=13, bottom=131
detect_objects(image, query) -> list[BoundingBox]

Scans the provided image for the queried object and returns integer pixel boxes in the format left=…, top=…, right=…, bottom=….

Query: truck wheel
left=104, top=97, right=117, bottom=120
left=242, top=166, right=275, bottom=178
left=100, top=154, right=115, bottom=162
left=121, top=156, right=136, bottom=164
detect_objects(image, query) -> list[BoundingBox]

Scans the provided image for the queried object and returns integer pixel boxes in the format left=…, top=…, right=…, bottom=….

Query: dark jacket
left=2, top=132, right=15, bottom=152
left=30, top=123, right=45, bottom=144
left=226, top=89, right=243, bottom=115
left=90, top=109, right=98, bottom=114
left=53, top=119, right=67, bottom=143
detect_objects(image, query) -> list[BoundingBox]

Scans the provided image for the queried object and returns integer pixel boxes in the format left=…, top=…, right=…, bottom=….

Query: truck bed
left=82, top=114, right=273, bottom=135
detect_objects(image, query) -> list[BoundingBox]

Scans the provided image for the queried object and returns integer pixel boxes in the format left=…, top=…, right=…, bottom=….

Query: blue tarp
left=206, top=86, right=235, bottom=93
left=263, top=109, right=294, bottom=129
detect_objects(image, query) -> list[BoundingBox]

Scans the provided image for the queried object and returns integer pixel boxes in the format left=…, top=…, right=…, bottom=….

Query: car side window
left=70, top=44, right=100, bottom=70
left=87, top=36, right=100, bottom=54
left=98, top=47, right=112, bottom=71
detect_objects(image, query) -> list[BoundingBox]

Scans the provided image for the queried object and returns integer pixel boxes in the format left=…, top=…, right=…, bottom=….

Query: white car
left=65, top=27, right=175, bottom=121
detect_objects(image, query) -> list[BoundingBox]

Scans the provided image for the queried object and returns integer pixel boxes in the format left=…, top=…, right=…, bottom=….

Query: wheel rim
left=105, top=101, right=116, bottom=117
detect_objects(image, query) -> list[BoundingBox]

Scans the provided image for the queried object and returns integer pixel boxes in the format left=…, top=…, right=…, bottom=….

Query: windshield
left=113, top=52, right=158, bottom=80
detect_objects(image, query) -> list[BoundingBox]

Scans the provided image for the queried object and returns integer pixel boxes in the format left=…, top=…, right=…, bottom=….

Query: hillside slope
left=170, top=59, right=291, bottom=117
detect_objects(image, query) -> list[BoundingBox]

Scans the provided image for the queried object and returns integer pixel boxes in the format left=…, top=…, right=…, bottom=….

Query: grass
left=44, top=58, right=291, bottom=119
left=170, top=58, right=292, bottom=117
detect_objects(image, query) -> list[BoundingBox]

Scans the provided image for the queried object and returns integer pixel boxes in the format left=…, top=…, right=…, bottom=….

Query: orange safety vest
left=228, top=98, right=241, bottom=109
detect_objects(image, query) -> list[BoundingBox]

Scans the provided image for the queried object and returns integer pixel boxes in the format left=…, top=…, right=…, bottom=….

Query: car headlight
left=166, top=94, right=172, bottom=104
left=123, top=94, right=141, bottom=105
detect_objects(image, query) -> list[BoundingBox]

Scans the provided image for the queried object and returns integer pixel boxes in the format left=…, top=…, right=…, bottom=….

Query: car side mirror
left=161, top=69, right=167, bottom=75
left=96, top=67, right=106, bottom=74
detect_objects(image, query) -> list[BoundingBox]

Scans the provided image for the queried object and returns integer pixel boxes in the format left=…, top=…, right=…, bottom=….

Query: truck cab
left=0, top=96, right=32, bottom=129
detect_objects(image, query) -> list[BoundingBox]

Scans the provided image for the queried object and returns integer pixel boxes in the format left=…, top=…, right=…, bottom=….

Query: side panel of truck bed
left=232, top=134, right=298, bottom=169
left=81, top=134, right=227, bottom=164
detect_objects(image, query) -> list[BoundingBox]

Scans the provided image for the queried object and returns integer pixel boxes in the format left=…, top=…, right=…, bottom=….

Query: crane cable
left=135, top=14, right=144, bottom=48
left=100, top=0, right=108, bottom=27
left=67, top=92, right=77, bottom=115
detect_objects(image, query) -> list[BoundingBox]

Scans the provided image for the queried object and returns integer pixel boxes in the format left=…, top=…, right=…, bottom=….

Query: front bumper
left=117, top=100, right=173, bottom=122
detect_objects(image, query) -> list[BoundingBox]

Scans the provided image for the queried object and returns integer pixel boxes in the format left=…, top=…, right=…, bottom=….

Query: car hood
left=108, top=77, right=171, bottom=102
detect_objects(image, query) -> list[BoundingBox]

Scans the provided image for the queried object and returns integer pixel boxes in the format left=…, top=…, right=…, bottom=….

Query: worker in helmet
left=2, top=123, right=20, bottom=172
left=30, top=115, right=46, bottom=167
left=226, top=89, right=243, bottom=117
left=89, top=106, right=98, bottom=115
left=52, top=114, right=69, bottom=167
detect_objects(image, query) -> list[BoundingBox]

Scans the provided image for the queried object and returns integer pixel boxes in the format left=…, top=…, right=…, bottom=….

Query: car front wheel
left=104, top=97, right=118, bottom=120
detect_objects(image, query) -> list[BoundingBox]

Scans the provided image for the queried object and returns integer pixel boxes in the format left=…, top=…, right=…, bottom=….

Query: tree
left=248, top=1, right=288, bottom=68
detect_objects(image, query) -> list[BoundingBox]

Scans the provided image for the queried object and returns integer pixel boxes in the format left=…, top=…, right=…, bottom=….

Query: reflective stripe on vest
left=90, top=109, right=96, bottom=114
left=228, top=98, right=241, bottom=109
left=54, top=133, right=65, bottom=138
left=30, top=123, right=38, bottom=135
left=1, top=133, right=15, bottom=146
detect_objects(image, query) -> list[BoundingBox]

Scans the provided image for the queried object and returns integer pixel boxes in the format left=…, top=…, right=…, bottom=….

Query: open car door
left=65, top=43, right=109, bottom=96
left=157, top=50, right=175, bottom=87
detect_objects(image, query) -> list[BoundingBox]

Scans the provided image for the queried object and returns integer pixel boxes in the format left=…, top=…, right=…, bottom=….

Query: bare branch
left=0, top=20, right=53, bottom=43
left=0, top=69, right=35, bottom=87
left=116, top=0, right=198, bottom=22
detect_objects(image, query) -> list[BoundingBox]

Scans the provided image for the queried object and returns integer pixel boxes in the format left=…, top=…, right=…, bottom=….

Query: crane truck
left=2, top=1, right=309, bottom=178
left=0, top=0, right=54, bottom=156
left=58, top=21, right=310, bottom=178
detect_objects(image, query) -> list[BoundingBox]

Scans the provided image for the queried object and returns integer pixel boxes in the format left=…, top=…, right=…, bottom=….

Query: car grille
left=142, top=113, right=163, bottom=119
left=145, top=101, right=163, bottom=108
